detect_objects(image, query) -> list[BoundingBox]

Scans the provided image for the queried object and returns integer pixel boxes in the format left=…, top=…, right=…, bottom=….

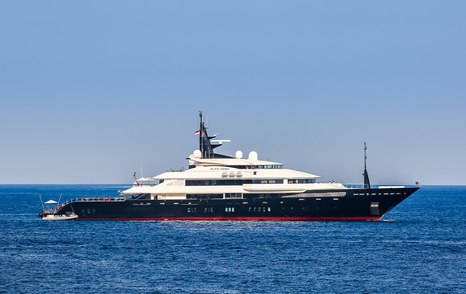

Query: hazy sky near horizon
left=0, top=1, right=465, bottom=185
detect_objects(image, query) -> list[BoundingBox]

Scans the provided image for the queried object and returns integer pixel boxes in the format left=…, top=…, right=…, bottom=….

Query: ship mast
left=363, top=142, right=371, bottom=189
left=199, top=111, right=203, bottom=156
left=198, top=111, right=214, bottom=158
left=197, top=112, right=232, bottom=159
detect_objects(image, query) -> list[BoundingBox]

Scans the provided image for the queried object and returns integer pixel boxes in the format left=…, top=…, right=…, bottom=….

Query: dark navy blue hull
left=53, top=187, right=419, bottom=221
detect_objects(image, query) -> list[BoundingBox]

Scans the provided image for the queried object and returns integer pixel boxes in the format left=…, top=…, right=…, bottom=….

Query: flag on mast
left=194, top=129, right=200, bottom=135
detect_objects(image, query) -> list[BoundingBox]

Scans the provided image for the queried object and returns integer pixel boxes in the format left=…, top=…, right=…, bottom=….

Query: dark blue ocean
left=0, top=185, right=464, bottom=293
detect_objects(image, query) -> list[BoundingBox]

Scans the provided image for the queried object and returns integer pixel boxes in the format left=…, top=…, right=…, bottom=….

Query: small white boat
left=39, top=195, right=78, bottom=220
left=41, top=213, right=78, bottom=221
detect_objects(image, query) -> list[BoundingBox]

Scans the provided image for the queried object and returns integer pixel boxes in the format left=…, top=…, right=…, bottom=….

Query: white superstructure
left=122, top=150, right=346, bottom=200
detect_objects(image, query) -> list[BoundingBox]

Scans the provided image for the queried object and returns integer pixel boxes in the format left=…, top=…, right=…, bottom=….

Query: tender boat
left=41, top=213, right=78, bottom=221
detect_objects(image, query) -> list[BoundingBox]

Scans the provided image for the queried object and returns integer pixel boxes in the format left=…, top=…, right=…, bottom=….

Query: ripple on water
left=0, top=185, right=465, bottom=293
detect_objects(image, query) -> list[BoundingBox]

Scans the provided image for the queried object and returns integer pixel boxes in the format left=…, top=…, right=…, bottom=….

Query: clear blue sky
left=0, top=1, right=465, bottom=184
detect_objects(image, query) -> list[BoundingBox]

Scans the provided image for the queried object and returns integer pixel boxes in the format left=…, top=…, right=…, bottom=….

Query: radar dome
left=248, top=151, right=258, bottom=161
left=235, top=151, right=243, bottom=159
left=193, top=149, right=202, bottom=159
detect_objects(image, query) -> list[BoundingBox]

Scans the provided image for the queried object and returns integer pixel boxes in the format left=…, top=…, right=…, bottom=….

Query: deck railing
left=62, top=197, right=126, bottom=205
left=345, top=183, right=419, bottom=189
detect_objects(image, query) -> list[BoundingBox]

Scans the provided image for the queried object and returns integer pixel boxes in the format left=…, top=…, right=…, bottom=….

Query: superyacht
left=40, top=112, right=419, bottom=221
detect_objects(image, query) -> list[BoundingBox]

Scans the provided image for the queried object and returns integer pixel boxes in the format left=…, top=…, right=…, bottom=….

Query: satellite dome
left=235, top=151, right=243, bottom=159
left=193, top=149, right=202, bottom=159
left=248, top=151, right=258, bottom=161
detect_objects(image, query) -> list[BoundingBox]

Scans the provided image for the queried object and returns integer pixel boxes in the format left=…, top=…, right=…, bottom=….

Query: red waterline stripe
left=80, top=216, right=381, bottom=221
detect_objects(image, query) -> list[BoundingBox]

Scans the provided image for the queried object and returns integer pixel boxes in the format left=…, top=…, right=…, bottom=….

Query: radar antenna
left=197, top=111, right=231, bottom=159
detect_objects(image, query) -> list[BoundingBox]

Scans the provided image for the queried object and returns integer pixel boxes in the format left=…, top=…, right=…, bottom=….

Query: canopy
left=45, top=200, right=58, bottom=204
left=137, top=177, right=157, bottom=181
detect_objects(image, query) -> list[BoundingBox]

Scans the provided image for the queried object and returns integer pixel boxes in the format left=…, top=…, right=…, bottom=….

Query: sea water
left=0, top=185, right=464, bottom=293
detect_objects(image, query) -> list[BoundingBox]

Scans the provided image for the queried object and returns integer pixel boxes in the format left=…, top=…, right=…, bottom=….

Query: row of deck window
left=353, top=192, right=405, bottom=196
left=255, top=165, right=282, bottom=169
left=186, top=193, right=291, bottom=200
left=81, top=208, right=96, bottom=214
left=189, top=165, right=283, bottom=170
left=288, top=179, right=316, bottom=184
left=185, top=179, right=284, bottom=186
left=185, top=207, right=272, bottom=213
left=185, top=179, right=315, bottom=186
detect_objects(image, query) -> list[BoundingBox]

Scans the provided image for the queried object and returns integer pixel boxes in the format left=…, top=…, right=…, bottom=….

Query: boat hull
left=54, top=187, right=419, bottom=221
left=41, top=214, right=78, bottom=221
